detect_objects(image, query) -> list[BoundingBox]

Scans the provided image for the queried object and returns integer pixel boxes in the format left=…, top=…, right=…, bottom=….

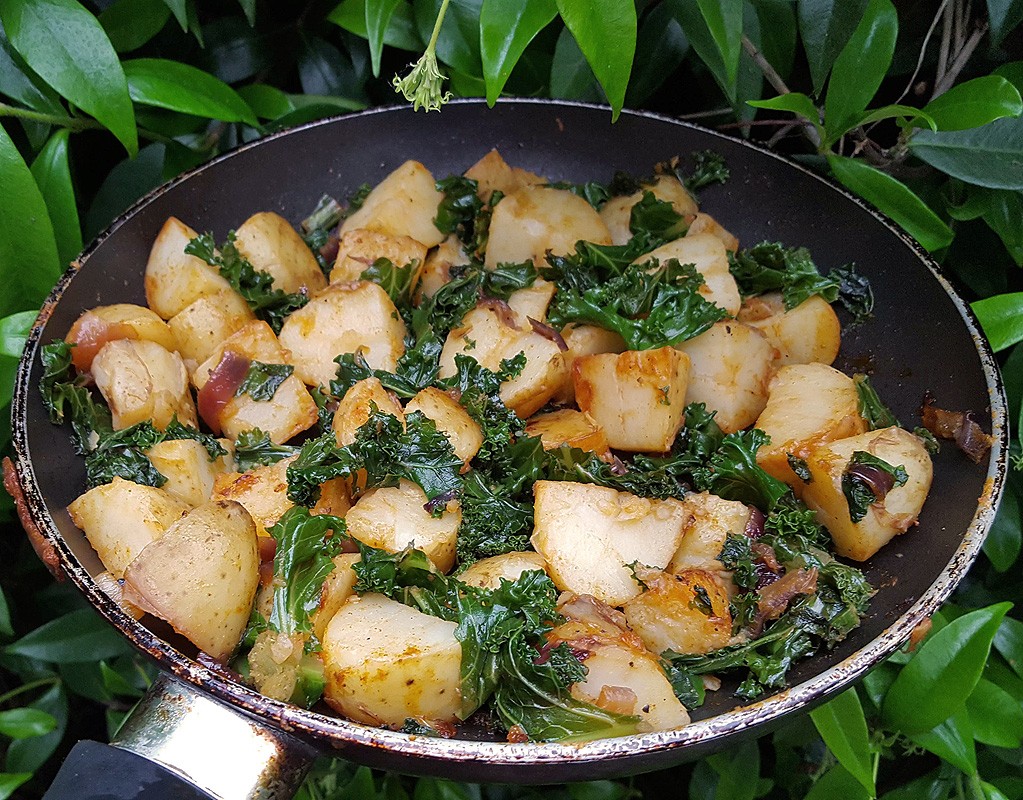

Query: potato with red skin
left=67, top=304, right=177, bottom=372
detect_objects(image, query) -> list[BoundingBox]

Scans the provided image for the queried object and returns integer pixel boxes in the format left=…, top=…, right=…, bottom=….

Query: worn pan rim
left=9, top=98, right=1009, bottom=769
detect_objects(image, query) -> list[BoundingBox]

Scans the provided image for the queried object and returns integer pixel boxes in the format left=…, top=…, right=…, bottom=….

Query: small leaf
left=984, top=474, right=1022, bottom=571
left=0, top=123, right=61, bottom=317
left=5, top=685, right=67, bottom=774
left=804, top=764, right=871, bottom=800
left=0, top=774, right=31, bottom=800
left=366, top=0, right=401, bottom=77
left=971, top=292, right=1023, bottom=352
left=826, top=155, right=953, bottom=252
left=966, top=677, right=1023, bottom=748
left=909, top=117, right=1023, bottom=190
left=480, top=0, right=557, bottom=105
left=626, top=1, right=688, bottom=106
left=797, top=0, right=869, bottom=94
left=30, top=129, right=82, bottom=269
left=748, top=92, right=823, bottom=139
left=809, top=689, right=875, bottom=795
left=823, top=0, right=898, bottom=141
left=920, top=76, right=1023, bottom=132
left=987, top=0, right=1023, bottom=46
left=98, top=0, right=171, bottom=53
left=695, top=0, right=743, bottom=90
left=0, top=310, right=35, bottom=407
left=883, top=602, right=1011, bottom=734
left=327, top=0, right=423, bottom=52
left=555, top=0, right=636, bottom=119
left=856, top=104, right=937, bottom=131
left=0, top=0, right=137, bottom=155
left=0, top=708, right=56, bottom=739
left=908, top=707, right=977, bottom=774
left=994, top=615, right=1023, bottom=679
left=5, top=608, right=135, bottom=663
left=123, top=59, right=259, bottom=127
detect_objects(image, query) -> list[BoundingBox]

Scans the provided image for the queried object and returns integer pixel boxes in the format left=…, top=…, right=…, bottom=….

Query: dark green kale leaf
left=544, top=180, right=616, bottom=209
left=185, top=232, right=308, bottom=335
left=456, top=470, right=534, bottom=568
left=236, top=360, right=294, bottom=401
left=692, top=429, right=791, bottom=511
left=842, top=451, right=908, bottom=523
left=434, top=176, right=484, bottom=247
left=680, top=150, right=730, bottom=192
left=718, top=533, right=757, bottom=591
left=629, top=191, right=687, bottom=241
left=728, top=242, right=840, bottom=311
left=787, top=454, right=813, bottom=483
left=39, top=340, right=112, bottom=451
left=541, top=236, right=669, bottom=295
left=830, top=263, right=874, bottom=323
left=233, top=429, right=300, bottom=472
left=347, top=183, right=372, bottom=212
left=300, top=194, right=343, bottom=278
left=360, top=257, right=417, bottom=312
left=853, top=373, right=899, bottom=430
left=425, top=260, right=538, bottom=339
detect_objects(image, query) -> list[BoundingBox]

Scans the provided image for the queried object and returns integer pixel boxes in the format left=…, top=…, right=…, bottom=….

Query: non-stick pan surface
left=10, top=100, right=1007, bottom=783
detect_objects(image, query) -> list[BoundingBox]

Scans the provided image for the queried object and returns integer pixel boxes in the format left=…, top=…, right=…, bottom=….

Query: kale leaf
left=853, top=373, right=899, bottom=430
left=629, top=191, right=687, bottom=241
left=719, top=533, right=757, bottom=591
left=300, top=194, right=343, bottom=278
left=680, top=150, right=730, bottom=192
left=842, top=451, right=908, bottom=523
left=831, top=262, right=874, bottom=323
left=728, top=242, right=840, bottom=311
left=360, top=257, right=418, bottom=310
left=236, top=360, right=294, bottom=401
left=434, top=176, right=484, bottom=247
left=787, top=454, right=813, bottom=483
left=692, top=429, right=791, bottom=511
left=233, top=428, right=300, bottom=471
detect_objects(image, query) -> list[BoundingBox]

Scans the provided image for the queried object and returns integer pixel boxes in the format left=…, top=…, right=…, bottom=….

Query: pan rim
left=10, top=98, right=1009, bottom=768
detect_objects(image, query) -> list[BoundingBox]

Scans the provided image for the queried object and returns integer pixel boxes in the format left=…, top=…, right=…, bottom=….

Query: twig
left=0, top=100, right=178, bottom=146
left=936, top=1, right=953, bottom=86
left=766, top=121, right=798, bottom=147
left=895, top=0, right=951, bottom=105
left=740, top=34, right=822, bottom=148
left=676, top=107, right=733, bottom=120
left=932, top=20, right=989, bottom=97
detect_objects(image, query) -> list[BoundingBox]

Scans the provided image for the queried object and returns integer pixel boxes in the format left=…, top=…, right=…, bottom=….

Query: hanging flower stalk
left=392, top=0, right=452, bottom=112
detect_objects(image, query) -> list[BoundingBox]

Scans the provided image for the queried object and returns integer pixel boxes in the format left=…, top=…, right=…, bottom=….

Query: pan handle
left=45, top=673, right=317, bottom=800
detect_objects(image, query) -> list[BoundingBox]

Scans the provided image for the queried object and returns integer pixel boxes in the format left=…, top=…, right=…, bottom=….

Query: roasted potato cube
left=464, top=149, right=544, bottom=202
left=406, top=387, right=482, bottom=465
left=484, top=186, right=612, bottom=269
left=669, top=492, right=750, bottom=590
left=95, top=570, right=143, bottom=619
left=123, top=500, right=259, bottom=660
left=574, top=348, right=689, bottom=452
left=146, top=438, right=233, bottom=508
left=531, top=480, right=688, bottom=606
left=234, top=211, right=326, bottom=295
left=458, top=551, right=548, bottom=590
left=754, top=363, right=867, bottom=489
left=554, top=324, right=627, bottom=404
left=68, top=478, right=189, bottom=578
left=686, top=212, right=738, bottom=251
left=211, top=456, right=295, bottom=537
left=802, top=427, right=933, bottom=561
left=415, top=234, right=469, bottom=302
left=637, top=233, right=740, bottom=315
left=92, top=339, right=196, bottom=430
left=738, top=293, right=842, bottom=366
left=600, top=175, right=698, bottom=246
left=332, top=377, right=405, bottom=447
left=622, top=567, right=732, bottom=655
left=193, top=321, right=318, bottom=444
left=311, top=553, right=361, bottom=641
left=507, top=279, right=556, bottom=322
left=525, top=409, right=610, bottom=457
left=322, top=592, right=462, bottom=726
left=278, top=281, right=407, bottom=387
left=169, top=290, right=254, bottom=372
left=330, top=228, right=428, bottom=285
left=66, top=304, right=177, bottom=372
left=145, top=217, right=235, bottom=319
left=675, top=321, right=778, bottom=434
left=341, top=160, right=446, bottom=248
left=345, top=480, right=460, bottom=573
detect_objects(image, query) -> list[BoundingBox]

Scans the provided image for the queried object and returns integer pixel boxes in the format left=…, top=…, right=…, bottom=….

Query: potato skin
left=686, top=212, right=739, bottom=251
left=92, top=339, right=197, bottom=430
left=66, top=304, right=177, bottom=372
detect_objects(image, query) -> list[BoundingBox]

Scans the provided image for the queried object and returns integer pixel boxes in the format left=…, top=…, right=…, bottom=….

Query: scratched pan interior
left=11, top=100, right=1007, bottom=783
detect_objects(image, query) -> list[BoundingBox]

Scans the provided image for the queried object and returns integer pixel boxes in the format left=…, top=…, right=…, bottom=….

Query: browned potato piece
left=525, top=409, right=610, bottom=458
left=600, top=175, right=698, bottom=246
left=458, top=551, right=548, bottom=590
left=464, top=149, right=544, bottom=202
left=507, top=279, right=556, bottom=322
left=531, top=480, right=688, bottom=606
left=123, top=500, right=259, bottom=660
left=146, top=438, right=233, bottom=508
left=484, top=186, right=612, bottom=269
left=622, top=567, right=732, bottom=655
left=311, top=553, right=361, bottom=641
left=145, top=217, right=235, bottom=319
left=406, top=387, right=482, bottom=465
left=669, top=492, right=750, bottom=591
left=738, top=293, right=842, bottom=366
left=66, top=304, right=177, bottom=372
left=330, top=228, right=427, bottom=285
left=95, top=571, right=143, bottom=619
left=169, top=290, right=254, bottom=372
left=754, top=363, right=867, bottom=489
left=322, top=592, right=462, bottom=726
left=193, top=321, right=318, bottom=444
left=68, top=478, right=189, bottom=577
left=686, top=212, right=739, bottom=251
left=675, top=321, right=778, bottom=434
left=415, top=234, right=469, bottom=302
left=637, top=233, right=740, bottom=315
left=92, top=339, right=197, bottom=430
left=278, top=281, right=407, bottom=387
left=554, top=324, right=627, bottom=404
left=345, top=480, right=460, bottom=573
left=574, top=348, right=690, bottom=452
left=802, top=427, right=933, bottom=561
left=234, top=211, right=327, bottom=295
left=341, top=160, right=446, bottom=248
left=332, top=377, right=405, bottom=447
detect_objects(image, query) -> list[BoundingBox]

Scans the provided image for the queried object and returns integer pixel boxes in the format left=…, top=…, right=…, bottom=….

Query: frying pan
left=6, top=100, right=1007, bottom=799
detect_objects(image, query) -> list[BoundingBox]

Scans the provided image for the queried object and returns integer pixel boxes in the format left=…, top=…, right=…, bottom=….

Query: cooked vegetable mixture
left=41, top=149, right=935, bottom=742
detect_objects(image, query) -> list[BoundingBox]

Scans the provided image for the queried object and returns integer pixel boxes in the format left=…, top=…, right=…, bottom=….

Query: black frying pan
left=7, top=100, right=1008, bottom=798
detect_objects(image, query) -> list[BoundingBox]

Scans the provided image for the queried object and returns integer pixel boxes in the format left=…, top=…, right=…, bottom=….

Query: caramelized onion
left=921, top=394, right=994, bottom=464
left=197, top=350, right=251, bottom=434
left=528, top=317, right=568, bottom=351
left=596, top=684, right=638, bottom=715
left=745, top=506, right=766, bottom=539
left=847, top=463, right=896, bottom=501
left=756, top=567, right=818, bottom=622
left=66, top=312, right=135, bottom=372
left=478, top=297, right=519, bottom=328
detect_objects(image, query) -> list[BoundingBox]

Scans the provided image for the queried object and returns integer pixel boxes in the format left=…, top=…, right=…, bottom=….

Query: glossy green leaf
left=972, top=293, right=1023, bottom=352
left=672, top=0, right=734, bottom=103
left=804, top=764, right=871, bottom=800
left=98, top=0, right=171, bottom=52
left=0, top=586, right=11, bottom=639
left=0, top=309, right=36, bottom=408
left=0, top=774, right=30, bottom=800
left=995, top=616, right=1023, bottom=679
left=0, top=0, right=137, bottom=155
left=5, top=608, right=135, bottom=663
left=966, top=677, right=1023, bottom=748
left=0, top=32, right=64, bottom=117
left=856, top=104, right=937, bottom=131
left=480, top=0, right=557, bottom=104
left=366, top=0, right=401, bottom=77
left=748, top=92, right=823, bottom=138
left=985, top=474, right=1022, bottom=571
left=704, top=740, right=759, bottom=800
left=883, top=602, right=1011, bottom=734
left=30, top=130, right=82, bottom=269
left=0, top=708, right=56, bottom=739
left=695, top=0, right=742, bottom=89
left=84, top=143, right=165, bottom=240
left=982, top=783, right=1012, bottom=800
left=908, top=707, right=976, bottom=773
left=5, top=685, right=67, bottom=774
left=920, top=76, right=1023, bottom=132
left=297, top=35, right=368, bottom=105
left=626, top=2, right=687, bottom=106
left=824, top=0, right=898, bottom=141
left=0, top=123, right=61, bottom=318
left=988, top=0, right=1023, bottom=46
left=238, top=0, right=256, bottom=25
left=327, top=0, right=423, bottom=51
left=826, top=155, right=953, bottom=252
left=909, top=117, right=1023, bottom=190
left=753, top=0, right=796, bottom=80
left=556, top=0, right=636, bottom=119
left=809, top=689, right=874, bottom=795
left=797, top=0, right=868, bottom=94
left=549, top=25, right=602, bottom=102
left=123, top=59, right=258, bottom=126
left=413, top=0, right=484, bottom=79
left=237, top=84, right=295, bottom=120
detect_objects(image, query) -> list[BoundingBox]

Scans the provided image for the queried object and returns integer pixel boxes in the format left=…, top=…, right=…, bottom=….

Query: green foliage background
left=0, top=0, right=1022, bottom=797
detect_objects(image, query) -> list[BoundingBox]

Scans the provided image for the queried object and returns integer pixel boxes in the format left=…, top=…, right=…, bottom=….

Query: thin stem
left=894, top=0, right=951, bottom=105
left=0, top=676, right=59, bottom=707
left=426, top=0, right=451, bottom=52
left=741, top=34, right=789, bottom=96
left=0, top=101, right=99, bottom=131
left=933, top=20, right=989, bottom=97
left=676, top=107, right=733, bottom=120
